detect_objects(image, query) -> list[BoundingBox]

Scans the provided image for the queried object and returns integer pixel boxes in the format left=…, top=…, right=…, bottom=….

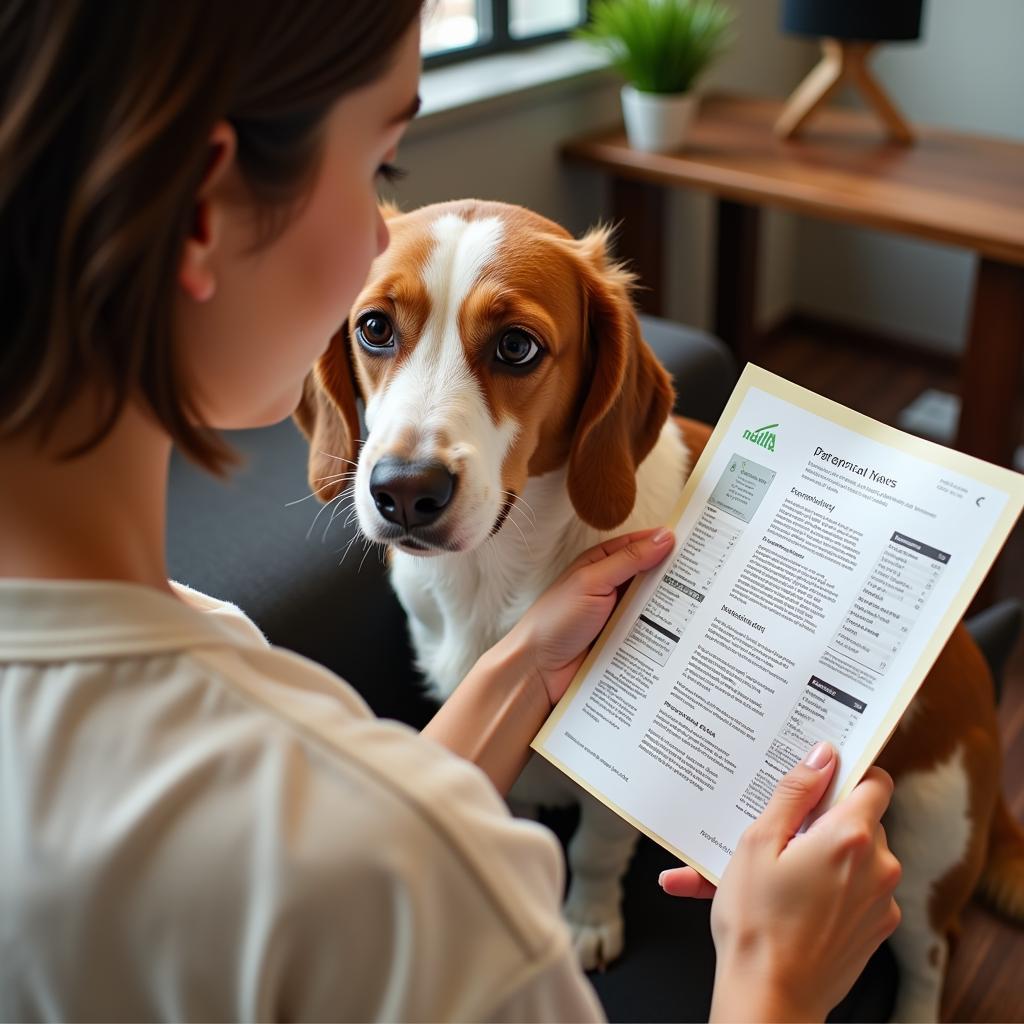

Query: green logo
left=742, top=422, right=777, bottom=452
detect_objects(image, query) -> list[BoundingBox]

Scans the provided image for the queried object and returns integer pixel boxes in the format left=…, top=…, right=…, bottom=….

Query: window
left=510, top=0, right=584, bottom=39
left=423, top=0, right=589, bottom=65
left=421, top=0, right=481, bottom=56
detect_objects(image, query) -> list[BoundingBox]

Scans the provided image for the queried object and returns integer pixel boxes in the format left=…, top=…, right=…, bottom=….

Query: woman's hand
left=424, top=527, right=673, bottom=794
left=663, top=742, right=901, bottom=1022
left=510, top=527, right=675, bottom=704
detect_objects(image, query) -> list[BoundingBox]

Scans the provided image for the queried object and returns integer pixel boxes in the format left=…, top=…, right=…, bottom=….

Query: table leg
left=714, top=199, right=761, bottom=364
left=957, top=259, right=1024, bottom=611
left=955, top=258, right=1024, bottom=467
left=611, top=178, right=665, bottom=316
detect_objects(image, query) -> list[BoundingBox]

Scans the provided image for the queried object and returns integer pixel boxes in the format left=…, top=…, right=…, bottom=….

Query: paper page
left=532, top=365, right=1024, bottom=884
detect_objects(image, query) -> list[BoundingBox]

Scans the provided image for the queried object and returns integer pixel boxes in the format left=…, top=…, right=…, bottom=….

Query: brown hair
left=0, top=0, right=422, bottom=471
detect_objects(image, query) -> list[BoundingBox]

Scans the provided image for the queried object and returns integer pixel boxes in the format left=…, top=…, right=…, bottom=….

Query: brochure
left=532, top=365, right=1024, bottom=884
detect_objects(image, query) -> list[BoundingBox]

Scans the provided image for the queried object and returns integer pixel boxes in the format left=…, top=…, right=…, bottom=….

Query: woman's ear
left=565, top=226, right=675, bottom=531
left=178, top=120, right=237, bottom=302
left=294, top=325, right=363, bottom=503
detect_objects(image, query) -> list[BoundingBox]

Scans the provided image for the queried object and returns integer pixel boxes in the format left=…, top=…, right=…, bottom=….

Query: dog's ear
left=293, top=326, right=362, bottom=503
left=565, top=226, right=675, bottom=531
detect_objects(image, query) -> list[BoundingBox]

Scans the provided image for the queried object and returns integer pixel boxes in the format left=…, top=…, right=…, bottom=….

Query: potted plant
left=577, top=0, right=735, bottom=152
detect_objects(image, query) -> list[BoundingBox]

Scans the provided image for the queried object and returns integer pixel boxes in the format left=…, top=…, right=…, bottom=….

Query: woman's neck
left=0, top=398, right=174, bottom=593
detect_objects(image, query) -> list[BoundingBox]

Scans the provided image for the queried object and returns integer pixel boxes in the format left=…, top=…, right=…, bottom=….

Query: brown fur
left=293, top=328, right=361, bottom=502
left=562, top=231, right=675, bottom=530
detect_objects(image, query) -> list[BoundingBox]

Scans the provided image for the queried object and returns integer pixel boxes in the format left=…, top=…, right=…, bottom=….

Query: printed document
left=532, top=365, right=1024, bottom=883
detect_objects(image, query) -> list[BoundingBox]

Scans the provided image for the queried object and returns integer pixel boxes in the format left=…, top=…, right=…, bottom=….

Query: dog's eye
left=496, top=329, right=541, bottom=367
left=356, top=312, right=395, bottom=350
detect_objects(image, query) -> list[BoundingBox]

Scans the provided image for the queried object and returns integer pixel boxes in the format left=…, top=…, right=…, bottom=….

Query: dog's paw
left=564, top=885, right=624, bottom=971
left=569, top=916, right=624, bottom=972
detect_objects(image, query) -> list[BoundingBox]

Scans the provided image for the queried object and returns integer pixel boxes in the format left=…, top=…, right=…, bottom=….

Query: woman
left=0, top=2, right=900, bottom=1019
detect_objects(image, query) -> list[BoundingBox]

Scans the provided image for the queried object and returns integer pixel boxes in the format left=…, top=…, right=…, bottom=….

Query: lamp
left=776, top=0, right=925, bottom=143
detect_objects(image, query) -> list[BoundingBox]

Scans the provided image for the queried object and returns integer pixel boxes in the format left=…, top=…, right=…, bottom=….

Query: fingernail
left=651, top=528, right=672, bottom=545
left=804, top=741, right=833, bottom=770
left=658, top=870, right=668, bottom=889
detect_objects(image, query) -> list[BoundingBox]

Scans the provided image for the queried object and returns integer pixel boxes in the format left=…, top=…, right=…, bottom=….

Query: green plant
left=576, top=0, right=735, bottom=94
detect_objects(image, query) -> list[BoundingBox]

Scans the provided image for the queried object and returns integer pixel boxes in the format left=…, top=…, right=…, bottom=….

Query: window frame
left=423, top=0, right=591, bottom=68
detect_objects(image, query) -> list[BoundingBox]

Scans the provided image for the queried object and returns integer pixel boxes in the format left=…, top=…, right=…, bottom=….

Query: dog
left=297, top=199, right=1024, bottom=1019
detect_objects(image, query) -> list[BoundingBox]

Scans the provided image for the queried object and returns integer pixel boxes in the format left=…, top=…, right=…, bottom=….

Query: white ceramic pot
left=621, top=84, right=698, bottom=153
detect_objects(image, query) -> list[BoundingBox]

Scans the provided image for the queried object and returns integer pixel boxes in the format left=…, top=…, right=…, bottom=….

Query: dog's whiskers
left=506, top=509, right=533, bottom=557
left=307, top=491, right=344, bottom=540
left=502, top=490, right=537, bottom=527
left=358, top=537, right=381, bottom=574
left=324, top=495, right=357, bottom=541
left=313, top=471, right=357, bottom=485
left=305, top=490, right=346, bottom=540
left=286, top=473, right=355, bottom=507
left=316, top=449, right=358, bottom=468
left=338, top=530, right=363, bottom=566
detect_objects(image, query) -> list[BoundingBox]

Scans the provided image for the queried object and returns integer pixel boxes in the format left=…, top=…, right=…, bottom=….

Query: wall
left=790, top=0, right=1024, bottom=353
left=662, top=0, right=813, bottom=328
left=396, top=0, right=812, bottom=333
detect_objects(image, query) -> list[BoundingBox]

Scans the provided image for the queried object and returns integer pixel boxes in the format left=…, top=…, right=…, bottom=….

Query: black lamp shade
left=781, top=0, right=924, bottom=42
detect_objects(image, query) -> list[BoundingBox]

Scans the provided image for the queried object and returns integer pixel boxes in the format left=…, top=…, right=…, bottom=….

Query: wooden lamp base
left=775, top=38, right=915, bottom=143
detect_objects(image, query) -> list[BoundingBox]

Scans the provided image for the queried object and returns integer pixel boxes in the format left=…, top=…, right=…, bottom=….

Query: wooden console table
left=562, top=94, right=1024, bottom=468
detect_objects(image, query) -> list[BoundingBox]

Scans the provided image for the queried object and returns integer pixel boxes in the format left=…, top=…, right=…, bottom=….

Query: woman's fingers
left=573, top=529, right=675, bottom=595
left=574, top=527, right=665, bottom=561
left=841, top=766, right=895, bottom=824
left=659, top=865, right=717, bottom=899
left=812, top=765, right=894, bottom=837
left=751, top=741, right=837, bottom=849
left=566, top=527, right=672, bottom=573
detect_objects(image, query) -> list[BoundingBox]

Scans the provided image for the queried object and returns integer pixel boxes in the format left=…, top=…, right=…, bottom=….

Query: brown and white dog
left=297, top=199, right=1024, bottom=1020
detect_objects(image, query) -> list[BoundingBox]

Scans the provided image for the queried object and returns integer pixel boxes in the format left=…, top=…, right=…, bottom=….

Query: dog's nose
left=369, top=457, right=456, bottom=529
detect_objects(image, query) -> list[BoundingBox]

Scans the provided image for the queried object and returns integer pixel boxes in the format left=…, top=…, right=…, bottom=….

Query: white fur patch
left=885, top=744, right=971, bottom=1022
left=392, top=418, right=691, bottom=699
left=357, top=215, right=517, bottom=550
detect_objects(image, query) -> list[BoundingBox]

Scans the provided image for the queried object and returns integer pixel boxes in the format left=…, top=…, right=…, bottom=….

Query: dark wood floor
left=756, top=327, right=1024, bottom=1023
